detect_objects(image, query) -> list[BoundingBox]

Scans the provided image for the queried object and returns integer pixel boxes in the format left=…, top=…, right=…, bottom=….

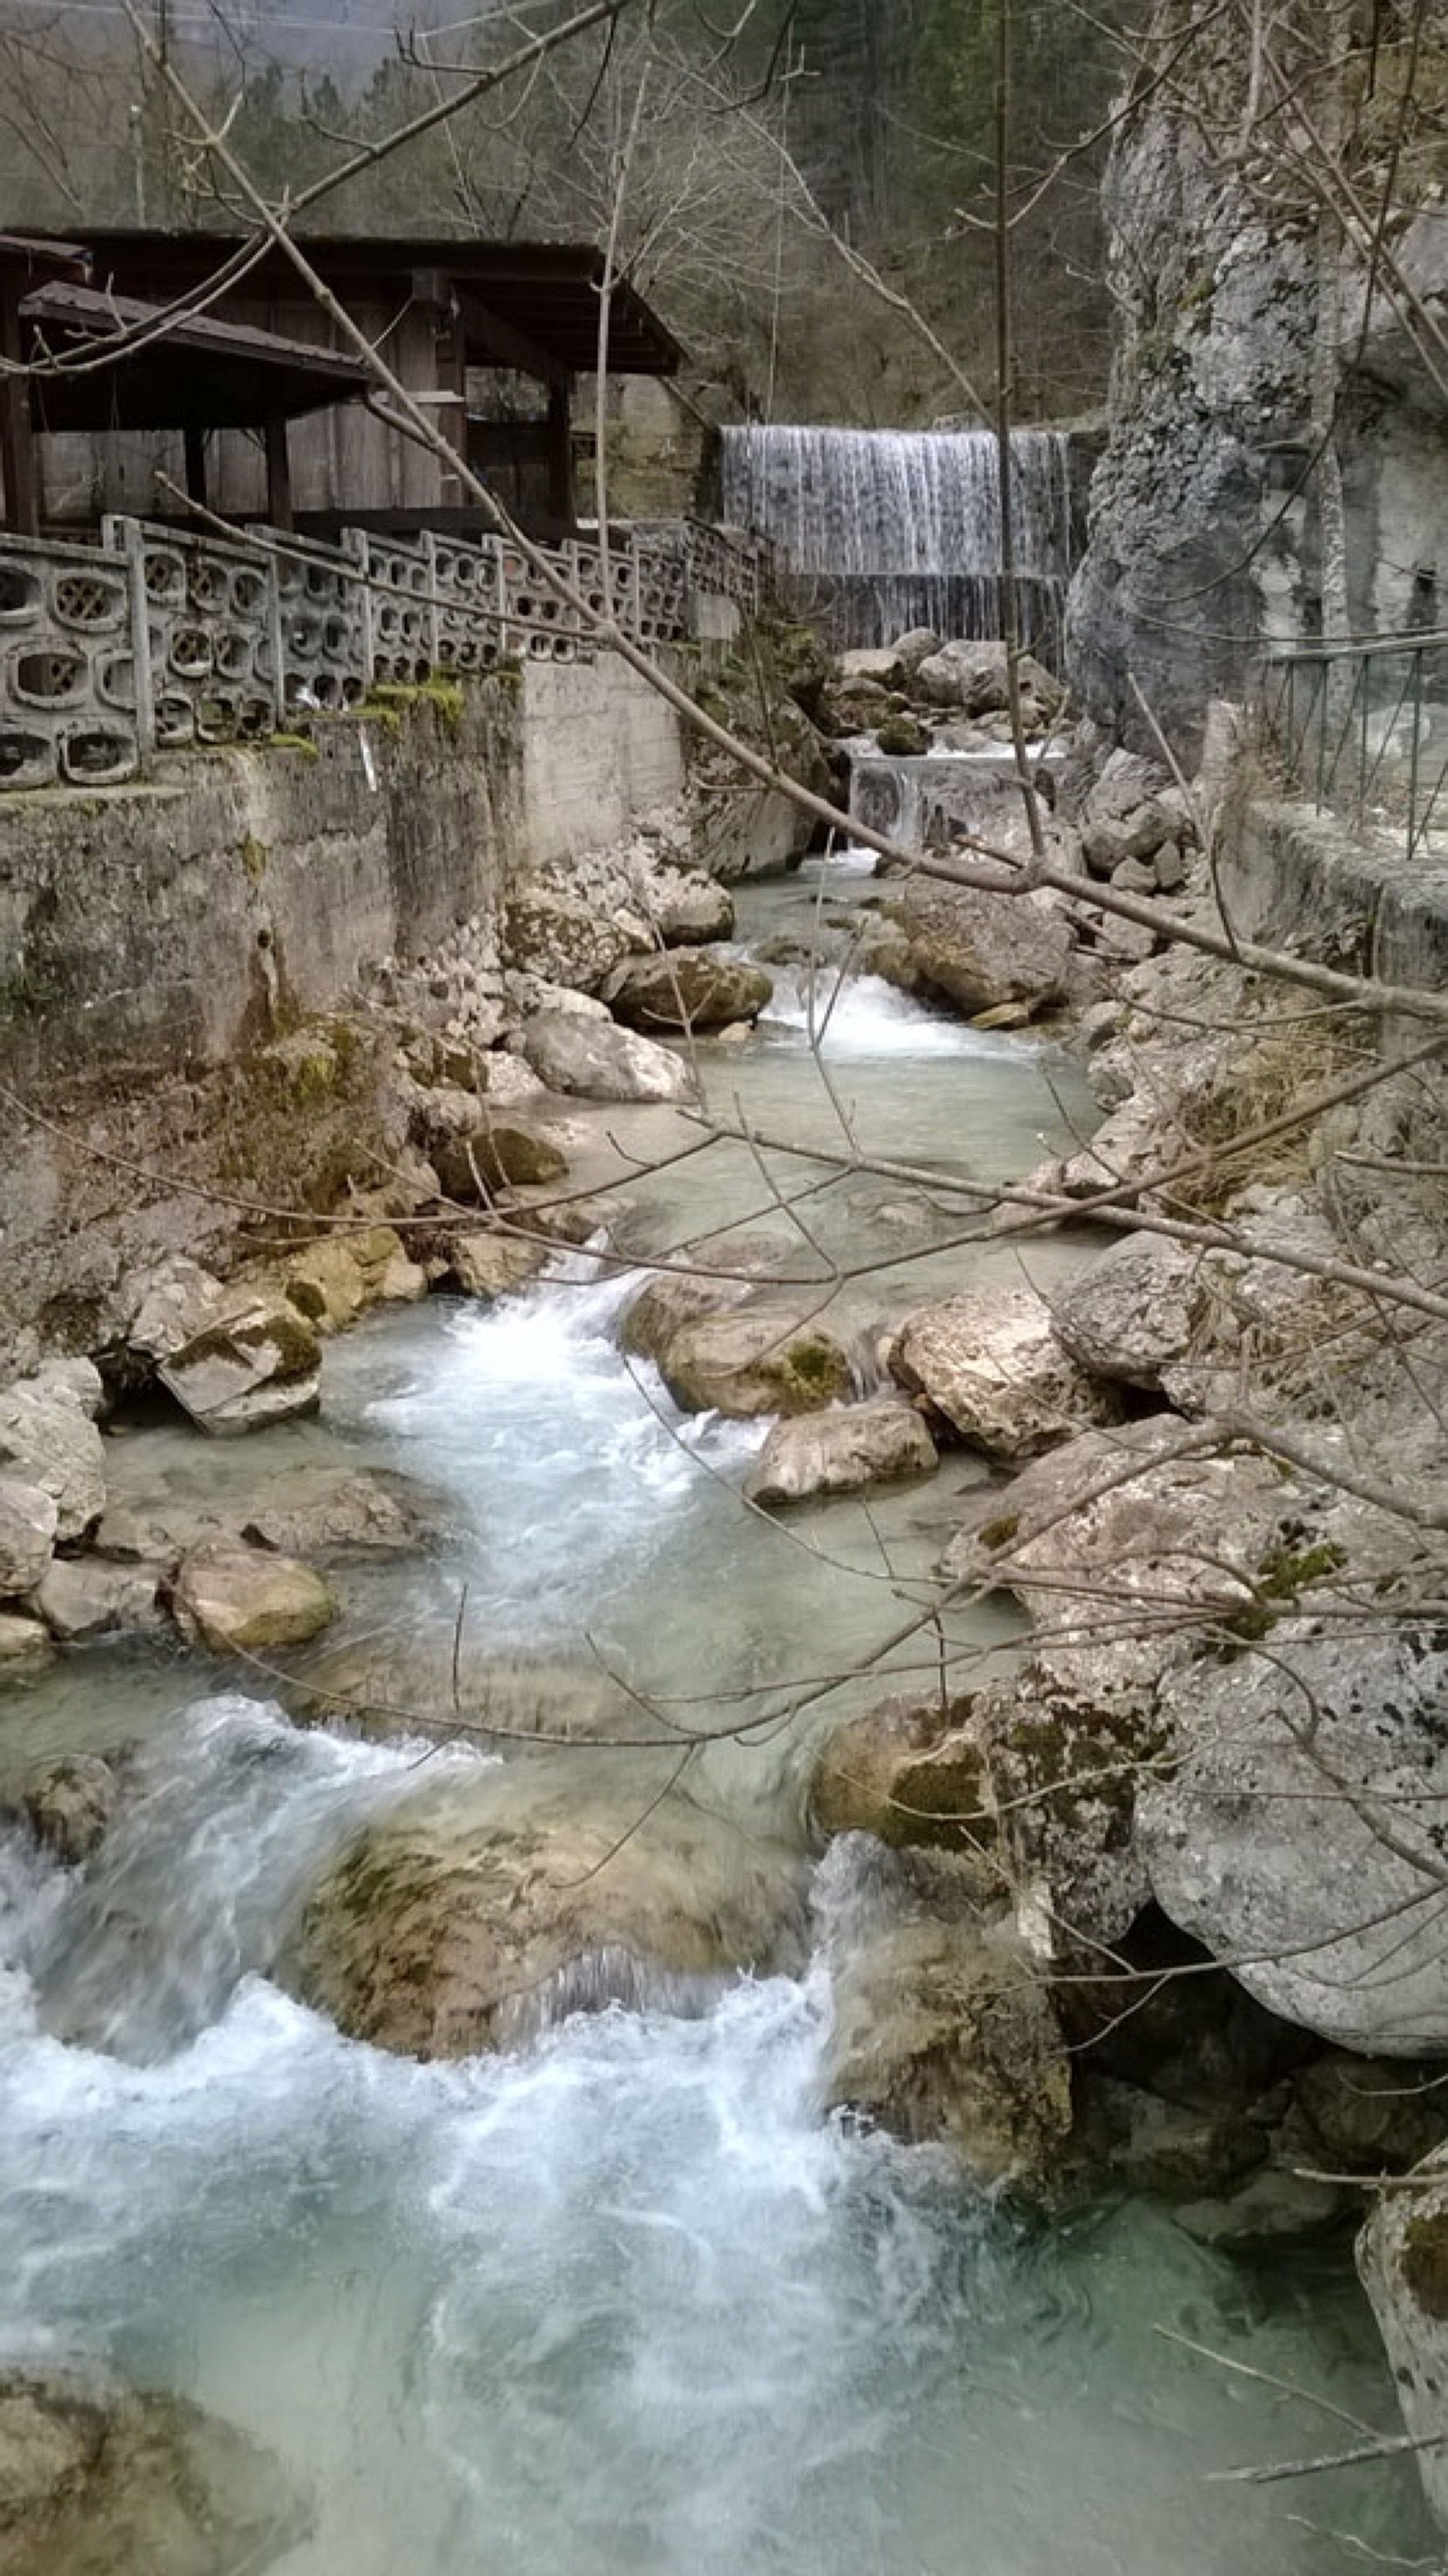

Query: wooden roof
left=58, top=231, right=683, bottom=379
left=21, top=279, right=372, bottom=430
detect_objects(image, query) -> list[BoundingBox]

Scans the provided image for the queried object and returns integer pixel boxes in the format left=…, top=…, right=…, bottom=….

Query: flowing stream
left=0, top=859, right=1431, bottom=2573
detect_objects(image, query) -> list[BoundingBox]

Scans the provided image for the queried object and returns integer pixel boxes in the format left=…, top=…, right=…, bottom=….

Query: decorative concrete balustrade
left=0, top=513, right=770, bottom=792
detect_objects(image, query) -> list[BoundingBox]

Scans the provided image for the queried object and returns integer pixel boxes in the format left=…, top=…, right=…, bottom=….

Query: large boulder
left=289, top=1769, right=803, bottom=2056
left=103, top=1255, right=229, bottom=1386
left=891, top=1284, right=1120, bottom=1458
left=284, top=1226, right=425, bottom=1332
left=618, top=1269, right=758, bottom=1367
left=1051, top=1234, right=1209, bottom=1388
left=238, top=1467, right=452, bottom=1562
left=412, top=1089, right=569, bottom=1200
left=1079, top=748, right=1177, bottom=877
left=971, top=1641, right=1170, bottom=1946
left=0, top=2367, right=295, bottom=2576
left=516, top=1010, right=695, bottom=1105
left=658, top=1306, right=854, bottom=1418
left=646, top=867, right=734, bottom=947
left=1140, top=1627, right=1448, bottom=2053
left=15, top=1753, right=121, bottom=1864
left=942, top=1418, right=1287, bottom=1624
left=892, top=879, right=1074, bottom=1019
left=0, top=1611, right=52, bottom=1668
left=0, top=1379, right=107, bottom=1541
left=445, top=1232, right=550, bottom=1299
left=34, top=1560, right=162, bottom=1642
left=1360, top=2152, right=1448, bottom=2533
left=0, top=1475, right=57, bottom=1598
left=603, top=949, right=773, bottom=1035
left=171, top=1540, right=337, bottom=1655
left=821, top=1845, right=1072, bottom=2189
left=158, top=1290, right=321, bottom=1438
left=745, top=1401, right=938, bottom=1508
left=913, top=639, right=1064, bottom=723
left=810, top=1692, right=989, bottom=1851
left=502, top=880, right=631, bottom=992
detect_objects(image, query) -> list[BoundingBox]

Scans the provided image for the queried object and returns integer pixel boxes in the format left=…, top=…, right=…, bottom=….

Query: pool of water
left=0, top=854, right=1431, bottom=2573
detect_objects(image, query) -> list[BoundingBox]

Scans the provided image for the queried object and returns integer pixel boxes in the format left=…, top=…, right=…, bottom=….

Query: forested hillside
left=0, top=0, right=1132, bottom=421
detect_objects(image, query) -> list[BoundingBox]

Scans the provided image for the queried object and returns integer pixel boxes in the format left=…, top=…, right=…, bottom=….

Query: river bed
left=0, top=858, right=1432, bottom=2573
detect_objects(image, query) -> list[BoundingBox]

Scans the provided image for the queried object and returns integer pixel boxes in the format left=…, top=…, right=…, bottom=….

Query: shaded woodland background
left=0, top=0, right=1135, bottom=422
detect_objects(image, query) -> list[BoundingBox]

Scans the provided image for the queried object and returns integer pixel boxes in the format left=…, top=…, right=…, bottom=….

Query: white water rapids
left=0, top=864, right=1431, bottom=2573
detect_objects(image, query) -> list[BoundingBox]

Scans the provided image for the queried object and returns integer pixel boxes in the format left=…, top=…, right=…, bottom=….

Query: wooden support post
left=264, top=409, right=293, bottom=532
left=545, top=377, right=577, bottom=535
left=0, top=278, right=39, bottom=535
left=183, top=420, right=208, bottom=512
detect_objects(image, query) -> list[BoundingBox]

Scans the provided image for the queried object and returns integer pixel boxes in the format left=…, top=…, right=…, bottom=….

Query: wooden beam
left=0, top=277, right=39, bottom=535
left=264, top=409, right=293, bottom=531
left=183, top=419, right=208, bottom=509
left=457, top=288, right=570, bottom=391
left=545, top=376, right=577, bottom=533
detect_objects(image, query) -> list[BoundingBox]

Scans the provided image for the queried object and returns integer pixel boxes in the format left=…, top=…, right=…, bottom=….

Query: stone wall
left=518, top=657, right=686, bottom=871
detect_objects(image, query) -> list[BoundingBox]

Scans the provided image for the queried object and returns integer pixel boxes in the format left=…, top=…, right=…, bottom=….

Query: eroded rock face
left=745, top=1401, right=938, bottom=1508
left=658, top=1308, right=854, bottom=1419
left=1360, top=2154, right=1448, bottom=2532
left=892, top=1285, right=1119, bottom=1458
left=0, top=2367, right=297, bottom=2576
left=0, top=1476, right=58, bottom=1599
left=290, top=1770, right=803, bottom=2056
left=646, top=868, right=734, bottom=948
left=159, top=1293, right=321, bottom=1439
left=283, top=1227, right=425, bottom=1332
left=892, top=879, right=1074, bottom=1020
left=516, top=1011, right=695, bottom=1105
left=171, top=1541, right=337, bottom=1656
left=603, top=950, right=773, bottom=1035
left=971, top=1643, right=1169, bottom=1946
left=1140, top=1626, right=1448, bottom=2053
left=0, top=1381, right=107, bottom=1541
left=503, top=882, right=631, bottom=993
left=104, top=1257, right=229, bottom=1387
left=810, top=1693, right=989, bottom=1851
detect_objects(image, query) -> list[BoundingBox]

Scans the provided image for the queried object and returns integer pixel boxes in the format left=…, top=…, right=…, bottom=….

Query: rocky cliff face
left=1066, top=10, right=1448, bottom=757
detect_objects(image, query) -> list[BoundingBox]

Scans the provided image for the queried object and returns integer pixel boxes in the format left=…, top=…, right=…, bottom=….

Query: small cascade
left=719, top=424, right=1075, bottom=654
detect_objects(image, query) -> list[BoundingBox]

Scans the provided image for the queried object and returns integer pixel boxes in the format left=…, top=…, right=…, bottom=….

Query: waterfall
left=719, top=424, right=1075, bottom=657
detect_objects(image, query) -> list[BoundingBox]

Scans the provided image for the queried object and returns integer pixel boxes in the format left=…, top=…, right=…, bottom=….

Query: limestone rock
left=824, top=1880, right=1072, bottom=2188
left=172, top=1541, right=337, bottom=1655
left=106, top=1256, right=229, bottom=1383
left=658, top=1307, right=854, bottom=1418
left=239, top=1467, right=452, bottom=1562
left=1051, top=1233, right=1207, bottom=1387
left=283, top=1236, right=369, bottom=1333
left=971, top=1642, right=1169, bottom=1946
left=479, top=1050, right=548, bottom=1108
left=1140, top=1627, right=1448, bottom=2053
left=0, top=1381, right=107, bottom=1540
left=914, top=640, right=1064, bottom=721
left=1172, top=2168, right=1348, bottom=2247
left=0, top=2367, right=296, bottom=2576
left=891, top=1285, right=1119, bottom=1458
left=289, top=1769, right=803, bottom=2056
left=446, top=1232, right=550, bottom=1299
left=943, top=1419, right=1286, bottom=1624
left=617, top=1269, right=758, bottom=1367
left=0, top=1476, right=57, bottom=1598
left=893, top=879, right=1074, bottom=1019
left=1360, top=2151, right=1448, bottom=2531
left=1090, top=2078, right=1272, bottom=2197
left=159, top=1290, right=321, bottom=1439
left=26, top=1358, right=105, bottom=1419
left=502, top=881, right=631, bottom=993
left=603, top=949, right=773, bottom=1035
left=810, top=1692, right=989, bottom=1850
left=517, top=1010, right=696, bottom=1105
left=17, top=1753, right=121, bottom=1864
left=745, top=1401, right=938, bottom=1508
left=647, top=867, right=735, bottom=947
left=35, top=1559, right=162, bottom=1642
left=416, top=1091, right=569, bottom=1201
left=839, top=645, right=907, bottom=687
left=0, top=1611, right=52, bottom=1668
left=1286, top=2052, right=1448, bottom=2179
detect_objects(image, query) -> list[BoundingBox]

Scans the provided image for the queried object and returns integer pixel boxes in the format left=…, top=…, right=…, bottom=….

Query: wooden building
left=16, top=231, right=682, bottom=541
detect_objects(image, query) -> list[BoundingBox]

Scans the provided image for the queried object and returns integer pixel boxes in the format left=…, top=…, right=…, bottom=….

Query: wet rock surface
left=745, top=1401, right=938, bottom=1508
left=658, top=1306, right=855, bottom=1419
left=171, top=1541, right=337, bottom=1656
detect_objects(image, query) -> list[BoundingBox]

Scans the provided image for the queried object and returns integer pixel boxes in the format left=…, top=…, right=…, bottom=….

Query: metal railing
left=1259, top=629, right=1448, bottom=864
left=0, top=513, right=773, bottom=792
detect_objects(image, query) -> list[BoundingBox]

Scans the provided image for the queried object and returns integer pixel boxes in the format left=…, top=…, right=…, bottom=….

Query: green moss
left=1402, top=2209, right=1448, bottom=2322
left=979, top=1513, right=1021, bottom=1553
left=1257, top=1539, right=1348, bottom=1601
left=238, top=833, right=269, bottom=884
left=268, top=732, right=320, bottom=759
left=418, top=676, right=466, bottom=737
